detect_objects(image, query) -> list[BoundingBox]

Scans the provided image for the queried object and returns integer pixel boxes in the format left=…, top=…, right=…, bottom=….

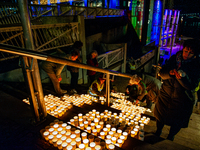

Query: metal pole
left=18, top=0, right=47, bottom=121
left=106, top=73, right=110, bottom=106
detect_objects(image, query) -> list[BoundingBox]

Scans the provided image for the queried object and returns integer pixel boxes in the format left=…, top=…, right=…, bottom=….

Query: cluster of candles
left=111, top=102, right=151, bottom=114
left=110, top=92, right=128, bottom=100
left=68, top=109, right=150, bottom=146
left=41, top=119, right=116, bottom=150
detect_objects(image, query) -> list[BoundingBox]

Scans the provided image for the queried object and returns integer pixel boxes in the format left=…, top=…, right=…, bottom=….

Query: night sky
left=173, top=0, right=200, bottom=13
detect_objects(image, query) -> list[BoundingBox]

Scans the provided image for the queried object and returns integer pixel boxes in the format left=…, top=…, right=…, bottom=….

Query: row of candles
left=67, top=109, right=150, bottom=145
left=42, top=119, right=117, bottom=150
left=41, top=107, right=150, bottom=149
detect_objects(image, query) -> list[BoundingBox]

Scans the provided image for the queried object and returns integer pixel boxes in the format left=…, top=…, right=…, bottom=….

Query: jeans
left=47, top=73, right=62, bottom=96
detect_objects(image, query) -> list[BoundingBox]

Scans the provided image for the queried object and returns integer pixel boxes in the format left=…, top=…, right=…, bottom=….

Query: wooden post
left=121, top=43, right=127, bottom=73
left=78, top=15, right=87, bottom=84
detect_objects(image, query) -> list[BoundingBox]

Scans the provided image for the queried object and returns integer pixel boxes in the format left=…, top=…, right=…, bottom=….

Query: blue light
left=105, top=0, right=108, bottom=8
left=47, top=0, right=50, bottom=5
left=84, top=0, right=87, bottom=7
left=109, top=0, right=116, bottom=8
left=151, top=0, right=163, bottom=45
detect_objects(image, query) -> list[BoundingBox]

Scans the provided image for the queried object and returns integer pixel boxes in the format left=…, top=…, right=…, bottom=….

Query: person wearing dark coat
left=126, top=74, right=161, bottom=109
left=153, top=39, right=200, bottom=141
left=87, top=50, right=99, bottom=86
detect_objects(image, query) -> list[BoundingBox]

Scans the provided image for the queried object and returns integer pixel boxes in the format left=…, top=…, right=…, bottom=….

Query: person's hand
left=58, top=76, right=62, bottom=82
left=169, top=69, right=181, bottom=79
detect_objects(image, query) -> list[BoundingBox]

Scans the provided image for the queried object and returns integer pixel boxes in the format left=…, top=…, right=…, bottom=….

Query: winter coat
left=154, top=51, right=200, bottom=128
left=87, top=58, right=98, bottom=76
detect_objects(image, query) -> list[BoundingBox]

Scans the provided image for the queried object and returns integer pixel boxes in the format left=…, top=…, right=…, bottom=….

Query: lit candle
left=94, top=118, right=99, bottom=126
left=79, top=124, right=84, bottom=130
left=100, top=132, right=105, bottom=139
left=83, top=139, right=89, bottom=148
left=53, top=124, right=59, bottom=131
left=106, top=135, right=112, bottom=140
left=117, top=129, right=122, bottom=137
left=85, top=147, right=92, bottom=150
left=99, top=122, right=104, bottom=129
left=74, top=116, right=79, bottom=122
left=43, top=131, right=50, bottom=141
left=103, top=128, right=108, bottom=135
left=87, top=126, right=92, bottom=133
left=56, top=134, right=62, bottom=140
left=70, top=134, right=76, bottom=142
left=90, top=142, right=96, bottom=150
left=106, top=124, right=111, bottom=132
left=79, top=144, right=85, bottom=150
left=62, top=123, right=67, bottom=130
left=61, top=130, right=66, bottom=136
left=61, top=136, right=67, bottom=142
left=75, top=130, right=80, bottom=137
left=91, top=123, right=95, bottom=130
left=78, top=113, right=83, bottom=119
left=92, top=129, right=97, bottom=136
left=48, top=128, right=54, bottom=134
left=111, top=128, right=116, bottom=134
left=67, top=145, right=73, bottom=150
left=66, top=132, right=71, bottom=138
left=119, top=136, right=125, bottom=144
left=117, top=139, right=123, bottom=147
left=108, top=131, right=114, bottom=137
left=52, top=138, right=58, bottom=147
left=71, top=141, right=76, bottom=149
left=66, top=138, right=72, bottom=145
left=57, top=127, right=63, bottom=133
left=75, top=137, right=81, bottom=147
left=84, top=121, right=88, bottom=129
left=108, top=144, right=115, bottom=150
left=105, top=139, right=111, bottom=149
left=94, top=145, right=101, bottom=150
left=56, top=140, right=62, bottom=149
left=122, top=132, right=128, bottom=140
left=96, top=125, right=101, bottom=133
left=70, top=119, right=75, bottom=125
left=81, top=132, right=87, bottom=140
left=61, top=142, right=68, bottom=149
left=66, top=126, right=71, bottom=132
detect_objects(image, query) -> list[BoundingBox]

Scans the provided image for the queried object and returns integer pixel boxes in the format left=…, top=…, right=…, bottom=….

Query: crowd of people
left=41, top=39, right=200, bottom=141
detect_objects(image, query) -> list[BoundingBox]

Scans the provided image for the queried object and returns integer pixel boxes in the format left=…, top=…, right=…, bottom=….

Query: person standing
left=153, top=39, right=200, bottom=141
left=67, top=41, right=83, bottom=94
left=41, top=49, right=79, bottom=96
left=87, top=50, right=99, bottom=86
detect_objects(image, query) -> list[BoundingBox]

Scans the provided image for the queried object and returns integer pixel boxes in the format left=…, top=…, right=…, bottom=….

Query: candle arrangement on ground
left=23, top=94, right=98, bottom=118
left=40, top=119, right=117, bottom=150
left=68, top=109, right=150, bottom=148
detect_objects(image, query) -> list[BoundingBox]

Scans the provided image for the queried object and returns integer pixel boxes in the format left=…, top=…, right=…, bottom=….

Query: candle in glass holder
left=94, top=118, right=99, bottom=126
left=92, top=129, right=97, bottom=136
left=90, top=142, right=96, bottom=150
left=57, top=127, right=63, bottom=133
left=100, top=113, right=104, bottom=119
left=81, top=132, right=87, bottom=140
left=54, top=119, right=59, bottom=124
left=61, top=130, right=66, bottom=136
left=122, top=132, right=128, bottom=140
left=103, top=128, right=108, bottom=135
left=94, top=138, right=101, bottom=146
left=71, top=128, right=76, bottom=134
left=111, top=128, right=116, bottom=134
left=117, top=139, right=123, bottom=147
left=94, top=145, right=101, bottom=150
left=83, top=139, right=89, bottom=148
left=74, top=116, right=79, bottom=122
left=84, top=121, right=88, bottom=128
left=67, top=145, right=73, bottom=150
left=56, top=140, right=63, bottom=149
left=85, top=147, right=92, bottom=150
left=66, top=138, right=72, bottom=145
left=71, top=141, right=76, bottom=149
left=78, top=113, right=83, bottom=119
left=66, top=132, right=71, bottom=138
left=62, top=123, right=67, bottom=130
left=79, top=118, right=83, bottom=125
left=83, top=116, right=87, bottom=122
left=87, top=118, right=92, bottom=125
left=75, top=137, right=81, bottom=147
left=87, top=126, right=91, bottom=133
left=104, top=115, right=108, bottom=122
left=61, top=142, right=68, bottom=149
left=100, top=132, right=105, bottom=139
left=96, top=125, right=101, bottom=133
left=70, top=134, right=76, bottom=142
left=131, top=130, right=136, bottom=137
left=61, top=136, right=67, bottom=142
left=66, top=126, right=71, bottom=132
left=105, top=139, right=111, bottom=149
left=113, top=133, right=118, bottom=139
left=48, top=127, right=55, bottom=134
left=117, top=129, right=122, bottom=137
left=43, top=131, right=50, bottom=141
left=53, top=124, right=59, bottom=131
left=56, top=134, right=62, bottom=140
left=90, top=123, right=95, bottom=130
left=79, top=144, right=85, bottom=150
left=52, top=138, right=58, bottom=147
left=106, top=124, right=111, bottom=132
left=70, top=119, right=75, bottom=125
left=75, top=130, right=80, bottom=137
left=108, top=144, right=115, bottom=150
left=106, top=135, right=112, bottom=140
left=119, top=136, right=125, bottom=144
left=79, top=124, right=84, bottom=130
left=108, top=131, right=114, bottom=137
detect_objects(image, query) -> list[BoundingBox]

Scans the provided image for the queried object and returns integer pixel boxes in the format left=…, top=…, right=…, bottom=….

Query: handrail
left=0, top=43, right=132, bottom=79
